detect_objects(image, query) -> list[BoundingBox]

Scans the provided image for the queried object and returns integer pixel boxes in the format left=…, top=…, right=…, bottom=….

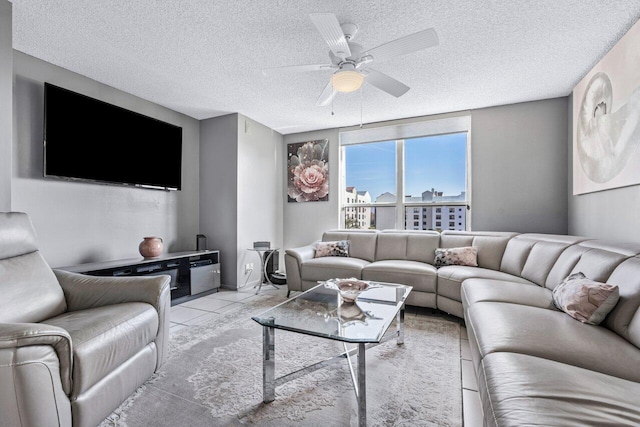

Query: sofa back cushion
left=500, top=234, right=586, bottom=286
left=0, top=212, right=67, bottom=323
left=440, top=231, right=517, bottom=271
left=605, top=256, right=640, bottom=349
left=323, top=230, right=378, bottom=262
left=546, top=240, right=640, bottom=289
left=375, top=230, right=440, bottom=263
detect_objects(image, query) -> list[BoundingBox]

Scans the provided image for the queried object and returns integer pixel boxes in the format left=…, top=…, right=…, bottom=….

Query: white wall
left=12, top=52, right=200, bottom=267
left=0, top=0, right=11, bottom=211
left=567, top=95, right=640, bottom=242
left=236, top=115, right=284, bottom=288
left=283, top=98, right=569, bottom=249
left=283, top=128, right=340, bottom=249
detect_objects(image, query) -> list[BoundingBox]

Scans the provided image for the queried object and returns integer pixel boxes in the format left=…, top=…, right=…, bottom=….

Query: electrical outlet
left=245, top=263, right=254, bottom=274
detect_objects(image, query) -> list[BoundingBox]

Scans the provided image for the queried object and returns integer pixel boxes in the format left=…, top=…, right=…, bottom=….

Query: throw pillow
left=552, top=272, right=620, bottom=325
left=315, top=240, right=350, bottom=258
left=434, top=246, right=478, bottom=268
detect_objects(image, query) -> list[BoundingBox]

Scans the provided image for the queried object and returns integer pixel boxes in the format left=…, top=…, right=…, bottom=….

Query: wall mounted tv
left=44, top=82, right=183, bottom=191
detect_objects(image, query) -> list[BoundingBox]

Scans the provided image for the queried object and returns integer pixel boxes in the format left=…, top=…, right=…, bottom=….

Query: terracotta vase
left=139, top=236, right=163, bottom=258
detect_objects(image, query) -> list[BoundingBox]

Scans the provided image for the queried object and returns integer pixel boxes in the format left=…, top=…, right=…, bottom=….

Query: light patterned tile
left=206, top=290, right=252, bottom=302
left=463, top=389, right=483, bottom=427
left=461, top=339, right=472, bottom=361
left=169, top=324, right=187, bottom=335
left=182, top=312, right=220, bottom=326
left=462, top=359, right=478, bottom=391
left=214, top=302, right=243, bottom=314
left=180, top=297, right=234, bottom=312
left=169, top=306, right=209, bottom=324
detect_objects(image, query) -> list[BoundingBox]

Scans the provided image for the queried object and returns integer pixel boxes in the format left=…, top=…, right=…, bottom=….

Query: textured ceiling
left=9, top=0, right=640, bottom=134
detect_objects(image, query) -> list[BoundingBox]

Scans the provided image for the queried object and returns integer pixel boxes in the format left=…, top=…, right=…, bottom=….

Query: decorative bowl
left=336, top=279, right=370, bottom=303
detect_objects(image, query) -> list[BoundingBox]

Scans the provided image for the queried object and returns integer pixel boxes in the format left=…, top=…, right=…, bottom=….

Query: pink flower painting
left=287, top=139, right=329, bottom=202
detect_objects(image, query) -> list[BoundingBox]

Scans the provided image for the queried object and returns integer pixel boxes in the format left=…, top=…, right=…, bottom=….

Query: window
left=340, top=116, right=470, bottom=230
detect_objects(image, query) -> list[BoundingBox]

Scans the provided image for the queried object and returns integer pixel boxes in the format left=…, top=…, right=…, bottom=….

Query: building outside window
left=343, top=186, right=371, bottom=229
left=340, top=116, right=470, bottom=231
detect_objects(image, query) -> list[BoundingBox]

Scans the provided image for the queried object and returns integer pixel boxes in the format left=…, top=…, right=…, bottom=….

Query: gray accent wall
left=200, top=114, right=239, bottom=288
left=200, top=114, right=284, bottom=289
left=471, top=98, right=568, bottom=233
left=567, top=95, right=640, bottom=243
left=283, top=98, right=568, bottom=249
left=12, top=51, right=200, bottom=268
left=0, top=1, right=11, bottom=211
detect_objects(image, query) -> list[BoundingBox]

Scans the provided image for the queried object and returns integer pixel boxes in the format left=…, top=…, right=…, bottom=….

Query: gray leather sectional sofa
left=285, top=229, right=640, bottom=426
left=0, top=212, right=170, bottom=427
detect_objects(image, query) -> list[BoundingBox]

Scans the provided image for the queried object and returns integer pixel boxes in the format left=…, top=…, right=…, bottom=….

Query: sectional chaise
left=285, top=229, right=640, bottom=426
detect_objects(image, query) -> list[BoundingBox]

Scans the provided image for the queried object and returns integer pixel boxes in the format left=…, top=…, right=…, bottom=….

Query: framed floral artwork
left=287, top=139, right=329, bottom=202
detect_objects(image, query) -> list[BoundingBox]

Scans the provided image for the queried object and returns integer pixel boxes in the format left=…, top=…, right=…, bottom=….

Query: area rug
left=100, top=296, right=462, bottom=426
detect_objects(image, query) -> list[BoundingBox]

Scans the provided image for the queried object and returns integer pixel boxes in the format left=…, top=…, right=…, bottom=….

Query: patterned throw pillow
left=552, top=272, right=620, bottom=325
left=434, top=246, right=478, bottom=268
left=315, top=240, right=350, bottom=258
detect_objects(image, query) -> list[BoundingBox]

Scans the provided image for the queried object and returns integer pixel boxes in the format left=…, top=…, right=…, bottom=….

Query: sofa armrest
left=0, top=322, right=73, bottom=395
left=285, top=245, right=316, bottom=264
left=285, top=245, right=316, bottom=293
left=53, top=269, right=171, bottom=368
left=54, top=269, right=169, bottom=312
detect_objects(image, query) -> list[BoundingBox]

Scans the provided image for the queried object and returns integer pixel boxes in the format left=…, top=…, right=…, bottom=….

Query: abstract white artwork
left=573, top=19, right=640, bottom=195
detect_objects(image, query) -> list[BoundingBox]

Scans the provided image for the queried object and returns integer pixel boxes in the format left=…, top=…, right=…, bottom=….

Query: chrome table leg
left=397, top=305, right=405, bottom=345
left=358, top=343, right=366, bottom=427
left=263, top=326, right=275, bottom=402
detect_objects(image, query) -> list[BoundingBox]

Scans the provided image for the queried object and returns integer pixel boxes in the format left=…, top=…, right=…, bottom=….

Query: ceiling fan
left=262, top=13, right=439, bottom=106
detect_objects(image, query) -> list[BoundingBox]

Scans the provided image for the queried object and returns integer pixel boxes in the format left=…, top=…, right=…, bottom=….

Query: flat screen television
left=44, top=82, right=183, bottom=190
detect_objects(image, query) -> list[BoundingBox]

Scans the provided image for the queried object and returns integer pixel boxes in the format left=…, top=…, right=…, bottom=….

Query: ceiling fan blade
left=316, top=81, right=337, bottom=106
left=262, top=63, right=335, bottom=76
left=309, top=13, right=352, bottom=59
left=363, top=68, right=410, bottom=97
left=364, top=28, right=438, bottom=63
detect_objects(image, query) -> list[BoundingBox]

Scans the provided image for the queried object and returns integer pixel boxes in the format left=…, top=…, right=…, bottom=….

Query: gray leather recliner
left=0, top=212, right=171, bottom=427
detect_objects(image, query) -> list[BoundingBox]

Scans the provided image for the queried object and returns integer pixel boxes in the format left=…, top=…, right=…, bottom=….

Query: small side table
left=248, top=248, right=279, bottom=294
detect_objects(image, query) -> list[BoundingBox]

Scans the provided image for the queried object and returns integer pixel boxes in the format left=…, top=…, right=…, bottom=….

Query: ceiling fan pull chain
left=360, top=86, right=363, bottom=128
left=331, top=97, right=335, bottom=116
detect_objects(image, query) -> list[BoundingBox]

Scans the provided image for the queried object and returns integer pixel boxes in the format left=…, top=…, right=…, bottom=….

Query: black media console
left=58, top=250, right=221, bottom=304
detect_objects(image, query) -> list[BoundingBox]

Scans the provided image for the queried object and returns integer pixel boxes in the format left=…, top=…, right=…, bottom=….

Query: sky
left=345, top=132, right=467, bottom=201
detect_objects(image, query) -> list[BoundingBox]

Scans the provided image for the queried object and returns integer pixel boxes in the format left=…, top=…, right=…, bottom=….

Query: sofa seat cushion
left=437, top=266, right=533, bottom=302
left=45, top=302, right=159, bottom=397
left=461, top=279, right=554, bottom=312
left=362, top=260, right=437, bottom=293
left=301, top=257, right=370, bottom=282
left=466, top=302, right=640, bottom=382
left=478, top=352, right=640, bottom=427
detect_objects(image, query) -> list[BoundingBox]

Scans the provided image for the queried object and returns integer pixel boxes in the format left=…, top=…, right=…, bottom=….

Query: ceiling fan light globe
left=331, top=70, right=364, bottom=93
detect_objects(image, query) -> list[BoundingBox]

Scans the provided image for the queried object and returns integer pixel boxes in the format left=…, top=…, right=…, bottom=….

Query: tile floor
left=170, top=286, right=484, bottom=426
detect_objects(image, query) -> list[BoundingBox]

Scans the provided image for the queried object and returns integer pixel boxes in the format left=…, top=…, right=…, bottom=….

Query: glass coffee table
left=252, top=280, right=412, bottom=427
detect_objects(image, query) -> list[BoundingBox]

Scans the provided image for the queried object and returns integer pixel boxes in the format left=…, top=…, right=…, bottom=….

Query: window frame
left=339, top=115, right=471, bottom=230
